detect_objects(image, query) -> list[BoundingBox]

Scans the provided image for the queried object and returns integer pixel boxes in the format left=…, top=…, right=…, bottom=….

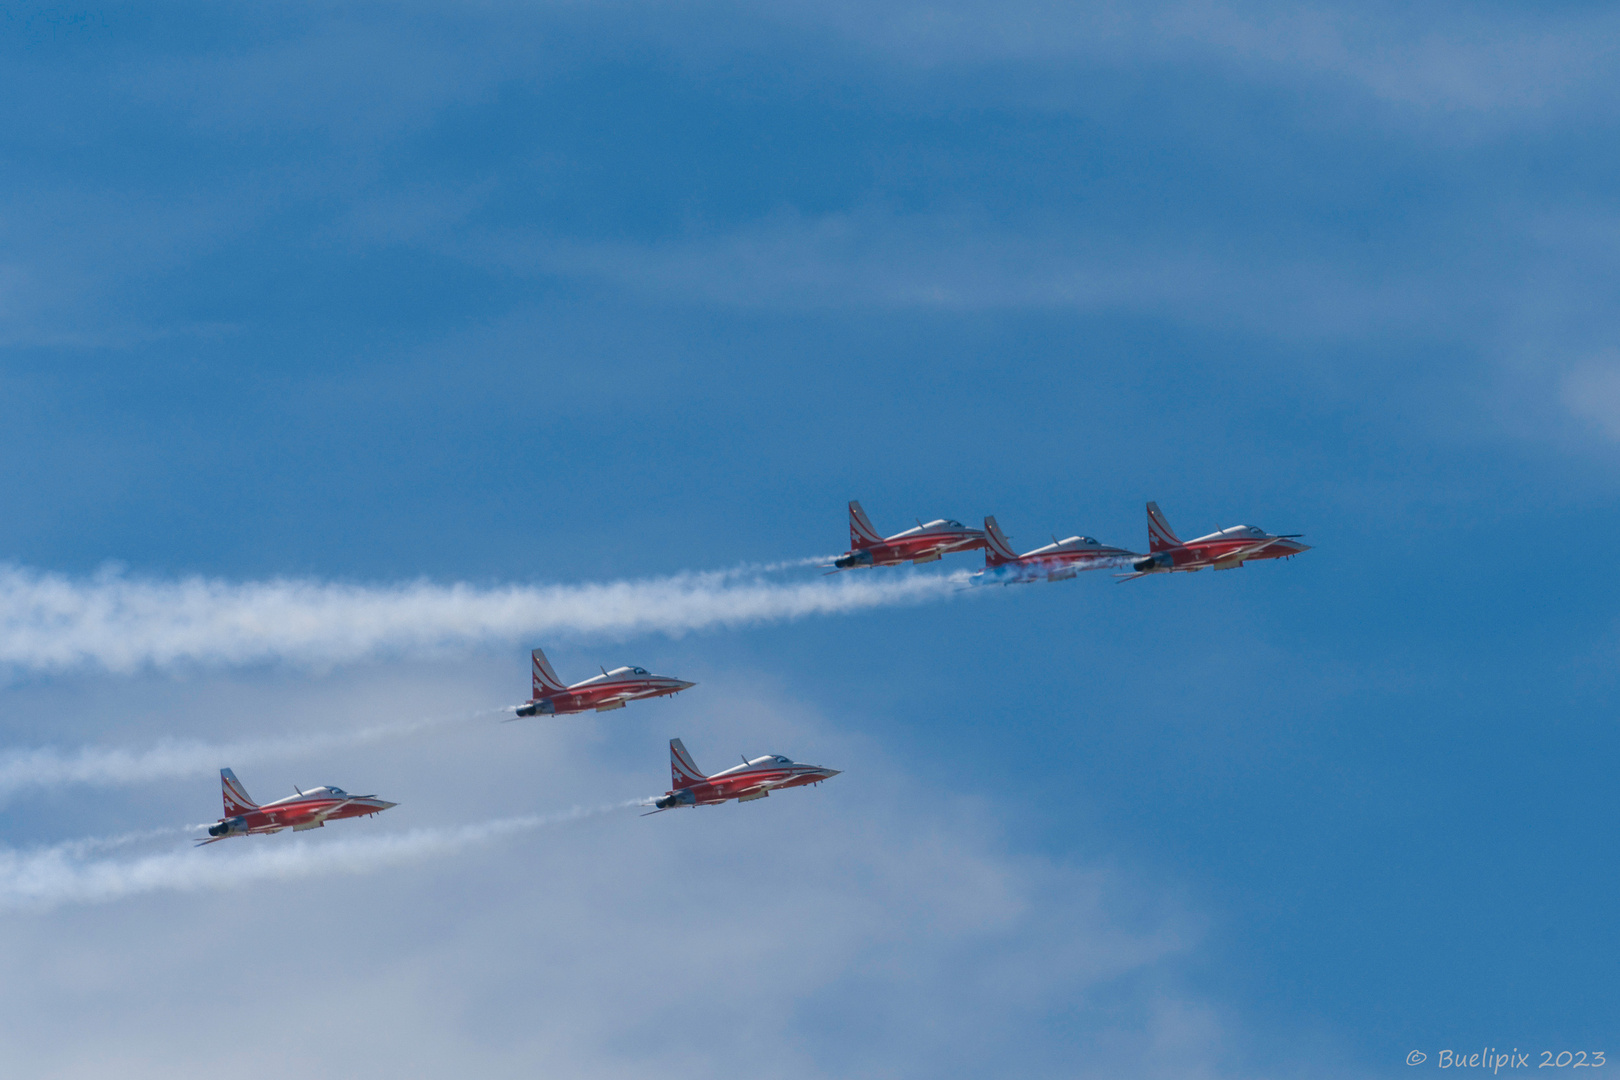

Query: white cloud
left=0, top=803, right=641, bottom=911
left=749, top=0, right=1620, bottom=118
left=1561, top=354, right=1620, bottom=440
left=0, top=710, right=500, bottom=802
left=482, top=209, right=1450, bottom=342
left=0, top=667, right=1244, bottom=1080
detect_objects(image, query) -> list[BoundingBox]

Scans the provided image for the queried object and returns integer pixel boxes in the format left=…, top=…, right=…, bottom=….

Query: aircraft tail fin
left=983, top=515, right=1019, bottom=566
left=531, top=647, right=567, bottom=697
left=221, top=768, right=258, bottom=815
left=670, top=738, right=706, bottom=789
left=848, top=500, right=883, bottom=549
left=1146, top=501, right=1183, bottom=552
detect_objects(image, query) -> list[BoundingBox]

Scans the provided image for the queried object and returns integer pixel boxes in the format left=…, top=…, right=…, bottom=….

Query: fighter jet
left=831, top=500, right=986, bottom=569
left=196, top=768, right=395, bottom=845
left=514, top=646, right=695, bottom=717
left=648, top=738, right=840, bottom=812
left=1121, top=501, right=1311, bottom=579
left=969, top=515, right=1139, bottom=585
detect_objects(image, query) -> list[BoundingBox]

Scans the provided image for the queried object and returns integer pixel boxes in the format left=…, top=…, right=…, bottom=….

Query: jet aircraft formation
left=198, top=498, right=1308, bottom=842
left=833, top=499, right=1310, bottom=584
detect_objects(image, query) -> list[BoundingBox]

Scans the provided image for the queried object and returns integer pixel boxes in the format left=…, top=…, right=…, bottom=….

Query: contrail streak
left=0, top=562, right=964, bottom=674
left=0, top=710, right=502, bottom=803
left=0, top=802, right=642, bottom=912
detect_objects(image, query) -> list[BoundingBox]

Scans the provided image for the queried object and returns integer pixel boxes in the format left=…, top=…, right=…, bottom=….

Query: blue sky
left=1, top=2, right=1618, bottom=1076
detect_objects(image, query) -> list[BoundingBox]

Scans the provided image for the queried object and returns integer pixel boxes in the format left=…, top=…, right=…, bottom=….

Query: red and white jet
left=649, top=738, right=840, bottom=811
left=197, top=768, right=396, bottom=845
left=969, top=515, right=1139, bottom=584
left=832, top=500, right=986, bottom=569
left=514, top=646, right=695, bottom=717
left=1122, top=501, right=1311, bottom=579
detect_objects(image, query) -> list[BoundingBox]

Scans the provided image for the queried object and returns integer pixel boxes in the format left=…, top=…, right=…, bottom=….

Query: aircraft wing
left=308, top=796, right=386, bottom=819
left=306, top=798, right=361, bottom=823
left=737, top=775, right=806, bottom=797
left=1220, top=539, right=1286, bottom=560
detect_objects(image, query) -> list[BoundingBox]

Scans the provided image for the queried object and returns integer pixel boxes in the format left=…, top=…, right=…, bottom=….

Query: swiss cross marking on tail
left=848, top=501, right=884, bottom=549
left=220, top=767, right=258, bottom=815
left=1146, top=502, right=1183, bottom=552
left=669, top=738, right=707, bottom=789
left=531, top=647, right=567, bottom=696
left=983, top=516, right=1018, bottom=566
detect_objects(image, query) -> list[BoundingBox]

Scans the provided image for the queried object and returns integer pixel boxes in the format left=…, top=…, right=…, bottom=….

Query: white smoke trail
left=0, top=801, right=643, bottom=912
left=0, top=562, right=965, bottom=674
left=968, top=554, right=1139, bottom=585
left=46, top=826, right=195, bottom=858
left=0, top=709, right=502, bottom=803
left=711, top=555, right=836, bottom=578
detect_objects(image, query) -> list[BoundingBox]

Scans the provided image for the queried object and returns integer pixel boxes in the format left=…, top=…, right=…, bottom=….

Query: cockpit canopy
left=1206, top=524, right=1267, bottom=539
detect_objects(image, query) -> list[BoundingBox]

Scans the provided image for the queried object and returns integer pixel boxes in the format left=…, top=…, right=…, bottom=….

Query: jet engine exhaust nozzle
left=515, top=699, right=557, bottom=718
left=834, top=550, right=873, bottom=569
left=208, top=816, right=247, bottom=838
left=654, top=789, right=697, bottom=810
left=1132, top=552, right=1173, bottom=573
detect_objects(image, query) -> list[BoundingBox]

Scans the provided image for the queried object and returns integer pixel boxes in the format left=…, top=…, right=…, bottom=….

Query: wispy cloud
left=0, top=676, right=1239, bottom=1078
left=0, top=802, right=642, bottom=912
left=756, top=0, right=1620, bottom=117
left=1561, top=353, right=1620, bottom=440
left=0, top=710, right=500, bottom=802
left=0, top=562, right=963, bottom=674
left=484, top=210, right=1455, bottom=342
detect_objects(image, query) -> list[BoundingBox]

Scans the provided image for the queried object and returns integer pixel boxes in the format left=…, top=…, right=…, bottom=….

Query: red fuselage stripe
left=530, top=678, right=687, bottom=712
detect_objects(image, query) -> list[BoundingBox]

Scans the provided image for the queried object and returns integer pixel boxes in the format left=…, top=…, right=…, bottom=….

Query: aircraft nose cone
left=376, top=801, right=398, bottom=810
left=675, top=680, right=697, bottom=691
